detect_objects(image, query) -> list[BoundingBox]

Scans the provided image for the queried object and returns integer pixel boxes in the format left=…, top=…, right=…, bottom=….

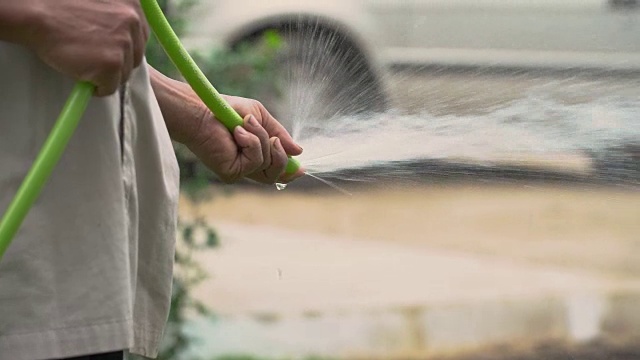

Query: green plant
left=145, top=0, right=198, bottom=78
left=159, top=215, right=218, bottom=360
left=193, top=30, right=284, bottom=102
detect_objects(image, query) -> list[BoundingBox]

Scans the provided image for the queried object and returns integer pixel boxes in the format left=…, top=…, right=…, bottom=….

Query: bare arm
left=148, top=66, right=206, bottom=145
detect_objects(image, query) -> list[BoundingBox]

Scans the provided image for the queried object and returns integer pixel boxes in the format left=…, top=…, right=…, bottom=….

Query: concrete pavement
left=189, top=221, right=640, bottom=359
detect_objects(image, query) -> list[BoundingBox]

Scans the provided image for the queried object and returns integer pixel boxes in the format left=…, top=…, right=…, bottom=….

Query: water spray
left=0, top=0, right=302, bottom=260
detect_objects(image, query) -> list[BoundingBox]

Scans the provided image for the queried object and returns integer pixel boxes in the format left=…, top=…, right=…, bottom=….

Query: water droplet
left=275, top=183, right=287, bottom=191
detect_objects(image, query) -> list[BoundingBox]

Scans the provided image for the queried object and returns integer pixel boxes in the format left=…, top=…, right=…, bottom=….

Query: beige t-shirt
left=0, top=43, right=180, bottom=360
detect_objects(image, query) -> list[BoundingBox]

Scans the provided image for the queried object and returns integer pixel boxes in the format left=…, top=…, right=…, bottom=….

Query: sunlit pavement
left=188, top=219, right=640, bottom=358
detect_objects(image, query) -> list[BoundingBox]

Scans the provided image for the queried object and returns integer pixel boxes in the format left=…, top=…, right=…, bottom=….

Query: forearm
left=0, top=1, right=40, bottom=45
left=149, top=65, right=208, bottom=145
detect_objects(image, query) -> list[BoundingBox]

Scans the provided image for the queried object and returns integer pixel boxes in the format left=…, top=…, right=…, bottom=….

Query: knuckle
left=121, top=7, right=141, bottom=26
left=101, top=52, right=124, bottom=72
left=116, top=37, right=129, bottom=51
left=251, top=100, right=264, bottom=111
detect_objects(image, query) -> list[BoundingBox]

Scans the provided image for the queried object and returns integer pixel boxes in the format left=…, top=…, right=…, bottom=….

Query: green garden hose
left=0, top=82, right=94, bottom=260
left=0, top=0, right=301, bottom=261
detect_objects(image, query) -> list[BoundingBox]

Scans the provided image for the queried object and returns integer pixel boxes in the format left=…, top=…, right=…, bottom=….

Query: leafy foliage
left=193, top=30, right=283, bottom=102
left=158, top=217, right=218, bottom=360
left=145, top=0, right=199, bottom=78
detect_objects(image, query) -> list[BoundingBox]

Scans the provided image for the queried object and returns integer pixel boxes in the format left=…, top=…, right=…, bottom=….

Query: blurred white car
left=184, top=0, right=640, bottom=118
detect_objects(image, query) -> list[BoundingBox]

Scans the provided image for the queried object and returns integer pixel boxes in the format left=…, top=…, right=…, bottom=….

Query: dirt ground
left=190, top=184, right=640, bottom=281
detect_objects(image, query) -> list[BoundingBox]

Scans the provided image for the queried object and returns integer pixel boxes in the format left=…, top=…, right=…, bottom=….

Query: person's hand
left=188, top=95, right=306, bottom=184
left=150, top=68, right=304, bottom=184
left=22, top=0, right=149, bottom=96
left=201, top=95, right=304, bottom=184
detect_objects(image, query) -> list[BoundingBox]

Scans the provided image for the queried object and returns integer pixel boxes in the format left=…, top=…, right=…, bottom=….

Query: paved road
left=187, top=220, right=640, bottom=359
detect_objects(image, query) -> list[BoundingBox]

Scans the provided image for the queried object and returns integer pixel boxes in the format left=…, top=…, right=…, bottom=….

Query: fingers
left=131, top=6, right=148, bottom=68
left=232, top=126, right=264, bottom=177
left=95, top=5, right=147, bottom=96
left=244, top=115, right=271, bottom=171
left=235, top=101, right=305, bottom=184
left=224, top=95, right=303, bottom=156
left=259, top=108, right=303, bottom=156
left=93, top=38, right=134, bottom=97
left=194, top=95, right=305, bottom=184
left=93, top=55, right=122, bottom=97
left=258, top=138, right=289, bottom=183
left=235, top=116, right=288, bottom=184
left=92, top=40, right=140, bottom=97
left=250, top=137, right=307, bottom=184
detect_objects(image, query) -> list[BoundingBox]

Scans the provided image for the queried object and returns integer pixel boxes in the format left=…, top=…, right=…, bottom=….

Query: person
left=0, top=1, right=304, bottom=359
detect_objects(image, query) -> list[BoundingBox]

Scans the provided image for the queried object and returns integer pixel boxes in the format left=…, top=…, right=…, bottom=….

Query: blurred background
left=143, top=1, right=640, bottom=359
